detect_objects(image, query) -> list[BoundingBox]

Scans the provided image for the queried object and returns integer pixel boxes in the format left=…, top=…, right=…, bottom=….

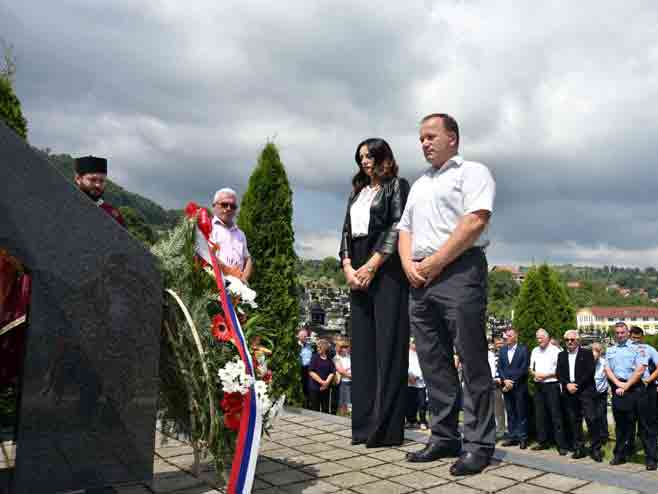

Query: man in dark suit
left=556, top=330, right=602, bottom=462
left=497, top=328, right=529, bottom=449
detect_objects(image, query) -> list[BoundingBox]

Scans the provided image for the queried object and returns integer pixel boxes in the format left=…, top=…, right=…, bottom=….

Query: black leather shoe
left=572, top=449, right=587, bottom=460
left=501, top=439, right=519, bottom=447
left=591, top=450, right=603, bottom=462
left=406, top=442, right=462, bottom=463
left=558, top=449, right=568, bottom=456
left=646, top=462, right=657, bottom=471
left=610, top=456, right=626, bottom=466
left=519, top=439, right=528, bottom=450
left=449, top=452, right=490, bottom=476
left=531, top=443, right=550, bottom=451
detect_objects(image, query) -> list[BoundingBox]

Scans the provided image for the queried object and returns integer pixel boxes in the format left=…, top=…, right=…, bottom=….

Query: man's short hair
left=615, top=321, right=628, bottom=329
left=213, top=188, right=238, bottom=205
left=420, top=113, right=460, bottom=146
left=536, top=328, right=549, bottom=338
left=630, top=326, right=644, bottom=336
left=505, top=327, right=517, bottom=336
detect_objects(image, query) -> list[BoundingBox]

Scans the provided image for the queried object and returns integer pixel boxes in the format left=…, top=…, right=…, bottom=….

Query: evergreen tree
left=512, top=267, right=548, bottom=350
left=0, top=74, right=27, bottom=139
left=238, top=142, right=301, bottom=403
left=538, top=264, right=576, bottom=336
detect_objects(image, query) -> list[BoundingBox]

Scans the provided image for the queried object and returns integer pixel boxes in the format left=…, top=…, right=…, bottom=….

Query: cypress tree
left=513, top=267, right=548, bottom=350
left=537, top=264, right=576, bottom=337
left=238, top=142, right=301, bottom=403
left=0, top=76, right=27, bottom=139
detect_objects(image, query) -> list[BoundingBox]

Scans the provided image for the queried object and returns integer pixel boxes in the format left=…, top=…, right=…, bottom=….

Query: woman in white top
left=334, top=340, right=352, bottom=415
left=339, top=138, right=410, bottom=447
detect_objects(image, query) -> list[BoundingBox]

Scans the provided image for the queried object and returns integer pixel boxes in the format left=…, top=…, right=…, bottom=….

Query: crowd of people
left=489, top=323, right=657, bottom=470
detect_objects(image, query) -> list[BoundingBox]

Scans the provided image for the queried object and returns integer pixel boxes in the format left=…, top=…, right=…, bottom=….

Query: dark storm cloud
left=3, top=1, right=658, bottom=262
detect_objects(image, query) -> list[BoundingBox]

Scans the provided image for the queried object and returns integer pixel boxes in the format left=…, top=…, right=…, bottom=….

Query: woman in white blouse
left=339, top=138, right=410, bottom=447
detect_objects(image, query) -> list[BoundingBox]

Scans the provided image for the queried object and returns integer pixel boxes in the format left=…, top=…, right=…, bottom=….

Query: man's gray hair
left=213, top=188, right=238, bottom=205
left=563, top=329, right=579, bottom=340
left=536, top=328, right=549, bottom=338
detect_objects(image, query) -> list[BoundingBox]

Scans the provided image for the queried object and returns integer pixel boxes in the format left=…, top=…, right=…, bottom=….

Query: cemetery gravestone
left=0, top=122, right=163, bottom=493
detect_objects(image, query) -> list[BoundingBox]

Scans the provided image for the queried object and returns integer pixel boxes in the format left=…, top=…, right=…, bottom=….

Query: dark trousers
left=594, top=391, right=609, bottom=441
left=611, top=385, right=657, bottom=462
left=563, top=390, right=601, bottom=453
left=503, top=384, right=528, bottom=441
left=410, top=248, right=495, bottom=456
left=301, top=365, right=310, bottom=406
left=405, top=386, right=428, bottom=425
left=309, top=389, right=330, bottom=413
left=534, top=382, right=567, bottom=448
left=350, top=238, right=409, bottom=446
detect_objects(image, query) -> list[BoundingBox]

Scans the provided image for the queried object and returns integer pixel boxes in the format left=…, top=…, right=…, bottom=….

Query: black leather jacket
left=339, top=177, right=410, bottom=261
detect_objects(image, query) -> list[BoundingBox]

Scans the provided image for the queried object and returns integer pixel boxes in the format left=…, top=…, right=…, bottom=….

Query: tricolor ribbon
left=190, top=207, right=262, bottom=494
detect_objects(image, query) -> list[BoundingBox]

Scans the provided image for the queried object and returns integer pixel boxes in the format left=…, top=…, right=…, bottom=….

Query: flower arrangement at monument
left=152, top=202, right=283, bottom=492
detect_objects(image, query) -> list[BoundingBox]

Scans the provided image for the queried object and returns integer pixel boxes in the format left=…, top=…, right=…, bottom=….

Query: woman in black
left=308, top=339, right=336, bottom=413
left=339, top=138, right=410, bottom=447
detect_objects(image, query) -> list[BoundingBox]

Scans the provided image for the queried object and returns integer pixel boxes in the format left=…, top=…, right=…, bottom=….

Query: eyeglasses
left=217, top=202, right=237, bottom=210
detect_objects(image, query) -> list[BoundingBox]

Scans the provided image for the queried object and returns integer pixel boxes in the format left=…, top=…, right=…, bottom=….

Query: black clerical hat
left=75, top=156, right=107, bottom=175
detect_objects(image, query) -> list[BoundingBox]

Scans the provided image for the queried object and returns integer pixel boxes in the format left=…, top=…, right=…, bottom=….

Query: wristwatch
left=366, top=265, right=374, bottom=273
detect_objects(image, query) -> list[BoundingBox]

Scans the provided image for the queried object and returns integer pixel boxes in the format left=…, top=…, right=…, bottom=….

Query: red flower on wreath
left=221, top=392, right=244, bottom=431
left=185, top=201, right=201, bottom=219
left=197, top=208, right=212, bottom=238
left=211, top=314, right=234, bottom=344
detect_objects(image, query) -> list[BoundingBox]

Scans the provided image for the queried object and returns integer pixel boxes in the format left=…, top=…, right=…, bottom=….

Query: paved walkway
left=4, top=409, right=658, bottom=493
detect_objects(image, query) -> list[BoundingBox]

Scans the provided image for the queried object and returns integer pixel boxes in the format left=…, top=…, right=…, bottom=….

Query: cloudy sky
left=3, top=0, right=658, bottom=266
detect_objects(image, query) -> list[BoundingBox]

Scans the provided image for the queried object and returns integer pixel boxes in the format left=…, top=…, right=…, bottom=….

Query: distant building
left=566, top=281, right=582, bottom=289
left=490, top=265, right=525, bottom=284
left=576, top=306, right=658, bottom=335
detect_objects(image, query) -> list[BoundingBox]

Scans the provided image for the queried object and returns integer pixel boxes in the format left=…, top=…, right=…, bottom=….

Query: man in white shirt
left=209, top=188, right=252, bottom=282
left=399, top=113, right=496, bottom=476
left=529, top=329, right=568, bottom=454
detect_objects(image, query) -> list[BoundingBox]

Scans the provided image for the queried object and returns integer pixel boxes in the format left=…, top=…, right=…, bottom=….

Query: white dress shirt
left=350, top=186, right=380, bottom=237
left=568, top=348, right=579, bottom=383
left=397, top=155, right=496, bottom=259
left=507, top=344, right=517, bottom=364
left=488, top=351, right=497, bottom=379
left=530, top=344, right=559, bottom=383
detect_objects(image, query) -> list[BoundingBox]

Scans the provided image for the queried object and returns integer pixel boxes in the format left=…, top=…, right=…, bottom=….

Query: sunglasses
left=565, top=338, right=577, bottom=342
left=217, top=202, right=237, bottom=210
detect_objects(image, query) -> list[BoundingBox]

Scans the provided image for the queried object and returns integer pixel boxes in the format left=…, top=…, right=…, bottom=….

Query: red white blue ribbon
left=195, top=225, right=262, bottom=494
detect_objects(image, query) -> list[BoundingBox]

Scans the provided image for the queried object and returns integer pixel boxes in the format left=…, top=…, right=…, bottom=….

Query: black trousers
left=309, top=389, right=331, bottom=413
left=534, top=382, right=567, bottom=448
left=405, top=386, right=428, bottom=425
left=350, top=238, right=409, bottom=446
left=563, top=390, right=601, bottom=453
left=410, top=248, right=495, bottom=456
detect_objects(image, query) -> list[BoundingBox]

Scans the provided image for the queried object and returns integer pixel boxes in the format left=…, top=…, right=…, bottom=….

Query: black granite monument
left=0, top=122, right=163, bottom=493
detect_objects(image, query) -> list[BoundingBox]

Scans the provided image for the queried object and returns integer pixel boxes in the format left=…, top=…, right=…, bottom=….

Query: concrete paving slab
left=280, top=479, right=342, bottom=493
left=490, top=464, right=545, bottom=481
left=366, top=449, right=408, bottom=462
left=458, top=472, right=517, bottom=492
left=351, top=479, right=416, bottom=494
left=301, top=462, right=354, bottom=478
left=391, top=471, right=447, bottom=490
left=336, top=456, right=386, bottom=470
left=315, top=449, right=362, bottom=461
left=497, top=485, right=561, bottom=494
left=325, top=471, right=380, bottom=488
left=424, top=484, right=482, bottom=494
left=572, top=482, right=640, bottom=494
left=528, top=472, right=590, bottom=492
left=361, top=463, right=415, bottom=479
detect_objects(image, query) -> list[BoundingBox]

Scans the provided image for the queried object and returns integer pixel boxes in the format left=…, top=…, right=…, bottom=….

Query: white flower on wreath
left=224, top=275, right=258, bottom=308
left=218, top=358, right=254, bottom=394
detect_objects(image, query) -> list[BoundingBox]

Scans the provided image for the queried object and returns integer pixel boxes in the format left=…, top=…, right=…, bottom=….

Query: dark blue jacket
left=497, top=344, right=529, bottom=384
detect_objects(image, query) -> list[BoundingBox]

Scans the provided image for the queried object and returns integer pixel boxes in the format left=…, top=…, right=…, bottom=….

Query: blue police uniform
left=605, top=340, right=650, bottom=463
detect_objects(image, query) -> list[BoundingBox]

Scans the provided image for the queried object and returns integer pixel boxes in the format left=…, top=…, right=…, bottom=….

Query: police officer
left=74, top=156, right=126, bottom=227
left=604, top=322, right=650, bottom=467
left=629, top=326, right=658, bottom=470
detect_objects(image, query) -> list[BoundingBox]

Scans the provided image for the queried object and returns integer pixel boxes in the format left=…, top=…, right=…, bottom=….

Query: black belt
left=413, top=246, right=484, bottom=263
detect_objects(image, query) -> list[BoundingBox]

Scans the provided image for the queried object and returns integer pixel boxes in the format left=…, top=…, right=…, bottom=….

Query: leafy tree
left=119, top=206, right=156, bottom=246
left=537, top=264, right=576, bottom=335
left=0, top=42, right=27, bottom=140
left=238, top=142, right=301, bottom=403
left=487, top=270, right=519, bottom=319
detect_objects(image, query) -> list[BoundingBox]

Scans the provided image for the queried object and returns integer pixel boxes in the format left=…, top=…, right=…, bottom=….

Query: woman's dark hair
left=352, top=138, right=398, bottom=194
